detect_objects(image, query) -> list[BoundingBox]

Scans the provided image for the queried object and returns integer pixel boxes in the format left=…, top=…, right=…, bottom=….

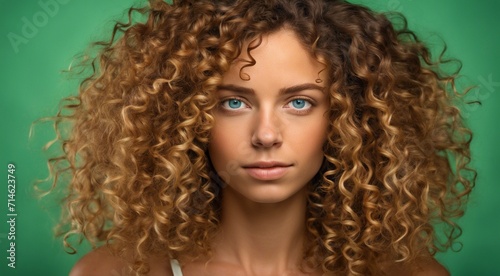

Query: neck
left=213, top=186, right=308, bottom=275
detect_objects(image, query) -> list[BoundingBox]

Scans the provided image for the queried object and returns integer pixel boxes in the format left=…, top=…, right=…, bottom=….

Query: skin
left=70, top=28, right=450, bottom=276
left=197, top=27, right=329, bottom=275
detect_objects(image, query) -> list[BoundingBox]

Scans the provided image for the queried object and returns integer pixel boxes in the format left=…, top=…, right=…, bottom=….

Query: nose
left=251, top=108, right=283, bottom=148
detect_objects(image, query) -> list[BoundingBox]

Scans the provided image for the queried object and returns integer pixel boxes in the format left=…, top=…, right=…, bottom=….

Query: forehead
left=222, top=28, right=326, bottom=85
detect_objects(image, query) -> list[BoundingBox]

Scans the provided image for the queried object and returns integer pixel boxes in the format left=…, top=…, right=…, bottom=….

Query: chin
left=229, top=184, right=308, bottom=204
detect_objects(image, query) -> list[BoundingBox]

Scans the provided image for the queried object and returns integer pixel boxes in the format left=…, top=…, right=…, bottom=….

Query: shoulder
left=412, top=258, right=450, bottom=276
left=69, top=246, right=128, bottom=276
left=69, top=246, right=173, bottom=276
left=385, top=257, right=450, bottom=276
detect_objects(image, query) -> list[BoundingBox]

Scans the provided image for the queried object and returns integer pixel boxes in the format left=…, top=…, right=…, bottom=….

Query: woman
left=47, top=0, right=474, bottom=275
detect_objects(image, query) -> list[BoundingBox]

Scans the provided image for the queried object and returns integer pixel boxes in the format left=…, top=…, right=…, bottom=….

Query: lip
left=242, top=161, right=292, bottom=181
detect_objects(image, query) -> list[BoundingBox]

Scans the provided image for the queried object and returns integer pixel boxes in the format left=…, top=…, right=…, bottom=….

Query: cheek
left=299, top=118, right=328, bottom=166
left=208, top=123, right=239, bottom=167
left=309, top=134, right=327, bottom=178
left=208, top=127, right=226, bottom=161
left=209, top=123, right=250, bottom=184
left=292, top=117, right=328, bottom=149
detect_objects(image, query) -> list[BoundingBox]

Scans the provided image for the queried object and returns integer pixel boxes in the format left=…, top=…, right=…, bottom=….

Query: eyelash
left=219, top=97, right=315, bottom=114
left=219, top=97, right=250, bottom=111
left=283, top=98, right=314, bottom=114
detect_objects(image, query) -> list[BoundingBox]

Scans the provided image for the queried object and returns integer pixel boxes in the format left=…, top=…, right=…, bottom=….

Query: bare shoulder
left=385, top=257, right=450, bottom=276
left=69, top=246, right=128, bottom=276
left=69, top=246, right=173, bottom=276
left=412, top=258, right=450, bottom=276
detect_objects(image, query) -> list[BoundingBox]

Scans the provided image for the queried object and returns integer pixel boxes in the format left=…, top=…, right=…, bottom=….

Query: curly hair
left=43, top=0, right=475, bottom=274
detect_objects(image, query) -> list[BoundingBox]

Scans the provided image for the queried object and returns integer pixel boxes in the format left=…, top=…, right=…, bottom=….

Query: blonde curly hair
left=44, top=0, right=475, bottom=274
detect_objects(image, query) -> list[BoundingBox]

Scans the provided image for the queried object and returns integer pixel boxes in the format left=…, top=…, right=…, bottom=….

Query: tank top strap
left=170, top=259, right=183, bottom=276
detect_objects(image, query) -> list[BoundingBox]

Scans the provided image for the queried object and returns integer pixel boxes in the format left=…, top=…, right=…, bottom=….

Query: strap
left=170, top=259, right=183, bottom=276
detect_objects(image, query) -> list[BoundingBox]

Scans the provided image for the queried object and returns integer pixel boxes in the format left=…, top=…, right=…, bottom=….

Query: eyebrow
left=217, top=83, right=324, bottom=95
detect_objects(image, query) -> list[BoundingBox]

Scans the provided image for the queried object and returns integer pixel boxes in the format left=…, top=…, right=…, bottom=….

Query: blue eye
left=228, top=99, right=242, bottom=108
left=291, top=99, right=307, bottom=109
left=289, top=98, right=311, bottom=110
left=221, top=98, right=247, bottom=110
left=284, top=98, right=313, bottom=114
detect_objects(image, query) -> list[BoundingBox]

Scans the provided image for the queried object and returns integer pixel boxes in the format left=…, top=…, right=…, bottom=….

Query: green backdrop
left=1, top=0, right=498, bottom=275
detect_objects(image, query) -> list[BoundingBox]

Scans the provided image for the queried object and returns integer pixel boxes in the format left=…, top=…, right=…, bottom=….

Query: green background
left=1, top=0, right=498, bottom=275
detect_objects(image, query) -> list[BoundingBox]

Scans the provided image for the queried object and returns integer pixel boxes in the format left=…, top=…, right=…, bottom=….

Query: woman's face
left=209, top=28, right=329, bottom=204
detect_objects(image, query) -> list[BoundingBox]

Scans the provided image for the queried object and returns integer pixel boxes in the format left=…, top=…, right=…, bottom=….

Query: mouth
left=242, top=161, right=293, bottom=181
